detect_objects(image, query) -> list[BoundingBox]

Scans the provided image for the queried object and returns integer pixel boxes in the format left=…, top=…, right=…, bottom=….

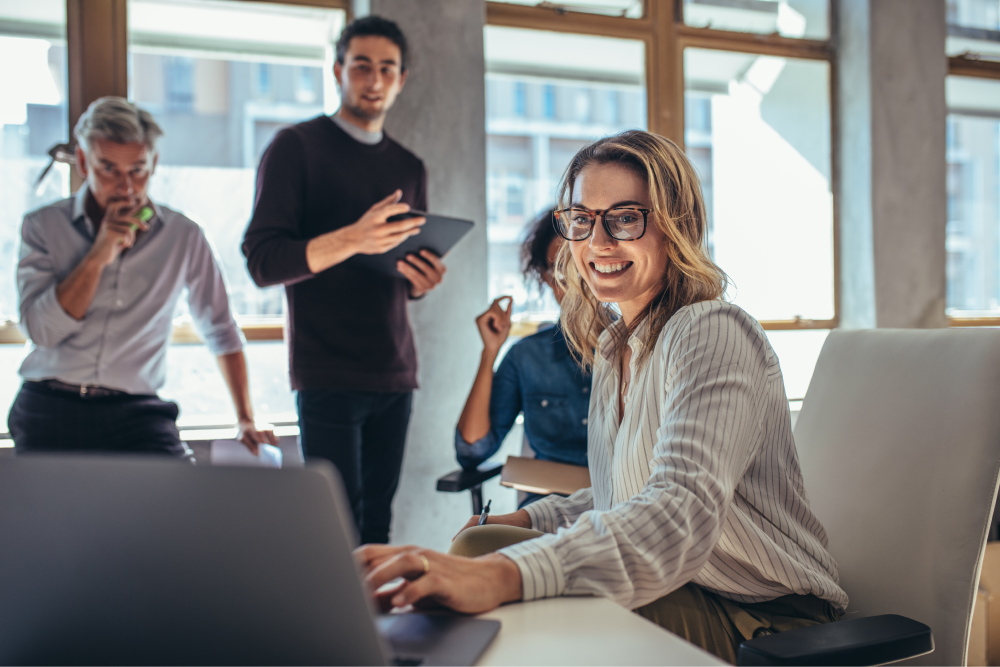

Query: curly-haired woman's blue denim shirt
left=454, top=323, right=591, bottom=479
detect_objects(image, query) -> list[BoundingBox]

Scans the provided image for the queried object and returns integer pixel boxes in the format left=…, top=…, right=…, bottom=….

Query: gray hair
left=74, top=96, right=164, bottom=154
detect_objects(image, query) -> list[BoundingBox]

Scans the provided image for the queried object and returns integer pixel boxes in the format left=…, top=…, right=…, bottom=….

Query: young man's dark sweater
left=242, top=116, right=426, bottom=392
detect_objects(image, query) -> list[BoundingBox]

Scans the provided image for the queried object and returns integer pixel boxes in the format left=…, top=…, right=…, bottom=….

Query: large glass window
left=946, top=75, right=1000, bottom=317
left=683, top=0, right=829, bottom=40
left=684, top=47, right=834, bottom=323
left=129, top=0, right=344, bottom=322
left=485, top=25, right=646, bottom=324
left=127, top=0, right=345, bottom=428
left=947, top=0, right=1000, bottom=57
left=0, top=0, right=68, bottom=434
left=0, top=0, right=68, bottom=326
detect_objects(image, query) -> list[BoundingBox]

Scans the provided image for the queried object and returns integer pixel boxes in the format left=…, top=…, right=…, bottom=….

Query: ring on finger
left=418, top=554, right=431, bottom=575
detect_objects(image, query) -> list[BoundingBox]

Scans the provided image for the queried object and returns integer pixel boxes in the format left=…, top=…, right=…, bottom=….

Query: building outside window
left=126, top=0, right=345, bottom=429
left=945, top=0, right=1000, bottom=322
left=945, top=77, right=1000, bottom=317
left=484, top=25, right=647, bottom=324
left=683, top=46, right=834, bottom=399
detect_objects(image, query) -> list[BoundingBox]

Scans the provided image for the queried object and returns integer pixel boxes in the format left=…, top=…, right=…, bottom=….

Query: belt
left=29, top=379, right=130, bottom=398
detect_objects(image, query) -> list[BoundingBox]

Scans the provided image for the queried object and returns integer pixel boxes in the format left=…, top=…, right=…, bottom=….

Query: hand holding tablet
left=347, top=209, right=474, bottom=279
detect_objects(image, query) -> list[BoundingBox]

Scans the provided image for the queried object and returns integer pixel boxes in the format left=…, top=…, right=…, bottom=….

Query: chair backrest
left=794, top=328, right=1000, bottom=666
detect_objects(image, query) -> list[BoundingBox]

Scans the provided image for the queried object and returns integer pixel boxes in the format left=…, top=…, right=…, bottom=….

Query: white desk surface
left=475, top=596, right=726, bottom=666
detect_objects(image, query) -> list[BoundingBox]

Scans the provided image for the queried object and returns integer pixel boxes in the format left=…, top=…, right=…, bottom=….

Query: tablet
left=346, top=210, right=474, bottom=278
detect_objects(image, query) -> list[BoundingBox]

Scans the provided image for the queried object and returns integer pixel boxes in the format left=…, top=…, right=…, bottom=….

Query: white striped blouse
left=498, top=300, right=849, bottom=612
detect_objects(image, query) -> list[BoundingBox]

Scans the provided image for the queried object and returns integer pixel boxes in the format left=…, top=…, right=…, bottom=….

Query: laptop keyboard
left=392, top=657, right=424, bottom=667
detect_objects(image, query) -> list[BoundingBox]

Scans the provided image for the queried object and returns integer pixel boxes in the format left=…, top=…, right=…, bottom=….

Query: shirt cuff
left=202, top=323, right=245, bottom=357
left=498, top=533, right=566, bottom=601
left=454, top=427, right=495, bottom=470
left=523, top=496, right=559, bottom=533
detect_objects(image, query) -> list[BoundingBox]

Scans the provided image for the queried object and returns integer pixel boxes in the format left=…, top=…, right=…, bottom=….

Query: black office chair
left=738, top=329, right=1000, bottom=665
left=436, top=462, right=502, bottom=514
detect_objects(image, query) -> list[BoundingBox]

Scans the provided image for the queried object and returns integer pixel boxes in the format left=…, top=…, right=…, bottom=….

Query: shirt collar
left=330, top=114, right=384, bottom=145
left=599, top=316, right=649, bottom=361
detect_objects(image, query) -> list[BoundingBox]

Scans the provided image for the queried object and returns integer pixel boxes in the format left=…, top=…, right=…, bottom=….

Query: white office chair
left=739, top=328, right=1000, bottom=665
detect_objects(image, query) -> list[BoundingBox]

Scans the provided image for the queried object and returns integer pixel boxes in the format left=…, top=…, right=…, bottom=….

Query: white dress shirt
left=499, top=300, right=849, bottom=612
left=17, top=188, right=244, bottom=395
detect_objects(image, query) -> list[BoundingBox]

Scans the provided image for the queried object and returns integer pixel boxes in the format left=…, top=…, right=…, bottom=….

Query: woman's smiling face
left=568, top=162, right=669, bottom=325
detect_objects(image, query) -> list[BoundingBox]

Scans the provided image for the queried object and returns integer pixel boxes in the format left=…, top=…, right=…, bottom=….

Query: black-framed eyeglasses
left=552, top=207, right=650, bottom=242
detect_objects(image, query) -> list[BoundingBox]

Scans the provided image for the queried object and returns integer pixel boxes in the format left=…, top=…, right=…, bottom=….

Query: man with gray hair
left=9, top=96, right=276, bottom=457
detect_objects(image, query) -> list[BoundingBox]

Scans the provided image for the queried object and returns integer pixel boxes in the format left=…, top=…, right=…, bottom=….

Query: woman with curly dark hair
left=452, top=208, right=591, bottom=506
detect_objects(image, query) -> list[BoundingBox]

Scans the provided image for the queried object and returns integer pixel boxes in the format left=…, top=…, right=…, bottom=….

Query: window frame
left=485, top=0, right=839, bottom=331
left=946, top=48, right=1000, bottom=327
left=0, top=0, right=838, bottom=348
left=0, top=0, right=350, bottom=348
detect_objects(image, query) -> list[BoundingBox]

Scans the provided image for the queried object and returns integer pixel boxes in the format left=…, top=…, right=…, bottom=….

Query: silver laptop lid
left=0, top=455, right=389, bottom=665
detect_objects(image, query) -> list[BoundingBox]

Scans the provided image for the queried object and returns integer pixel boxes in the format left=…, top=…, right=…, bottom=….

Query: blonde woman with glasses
left=356, top=130, right=847, bottom=663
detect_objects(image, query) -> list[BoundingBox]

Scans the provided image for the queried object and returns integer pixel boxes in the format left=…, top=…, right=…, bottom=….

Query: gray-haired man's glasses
left=552, top=207, right=650, bottom=242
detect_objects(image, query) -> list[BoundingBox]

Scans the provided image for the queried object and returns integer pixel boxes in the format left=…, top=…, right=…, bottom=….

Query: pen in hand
left=478, top=499, right=492, bottom=526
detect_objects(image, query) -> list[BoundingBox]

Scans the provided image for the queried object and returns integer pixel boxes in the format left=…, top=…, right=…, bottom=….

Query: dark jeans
left=8, top=382, right=189, bottom=457
left=297, top=389, right=412, bottom=545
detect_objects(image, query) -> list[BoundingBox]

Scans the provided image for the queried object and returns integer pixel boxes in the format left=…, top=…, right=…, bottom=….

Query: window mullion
left=66, top=0, right=129, bottom=192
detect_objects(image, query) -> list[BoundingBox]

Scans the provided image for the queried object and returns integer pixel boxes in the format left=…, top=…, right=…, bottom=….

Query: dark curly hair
left=336, top=15, right=409, bottom=72
left=520, top=207, right=559, bottom=287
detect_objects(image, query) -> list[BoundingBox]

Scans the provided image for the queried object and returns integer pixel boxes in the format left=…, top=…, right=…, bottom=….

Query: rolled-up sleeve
left=499, top=310, right=769, bottom=609
left=17, top=214, right=85, bottom=347
left=185, top=226, right=244, bottom=357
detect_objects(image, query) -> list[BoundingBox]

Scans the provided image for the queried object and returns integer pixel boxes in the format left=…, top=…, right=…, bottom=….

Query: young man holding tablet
left=242, top=16, right=445, bottom=544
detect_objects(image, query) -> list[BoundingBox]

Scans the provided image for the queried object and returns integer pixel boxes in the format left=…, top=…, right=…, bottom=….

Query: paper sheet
left=210, top=439, right=283, bottom=469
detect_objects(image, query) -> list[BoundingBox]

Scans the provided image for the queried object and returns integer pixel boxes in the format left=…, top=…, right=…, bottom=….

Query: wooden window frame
left=0, top=0, right=349, bottom=347
left=2, top=0, right=837, bottom=346
left=945, top=51, right=1000, bottom=328
left=485, top=0, right=839, bottom=332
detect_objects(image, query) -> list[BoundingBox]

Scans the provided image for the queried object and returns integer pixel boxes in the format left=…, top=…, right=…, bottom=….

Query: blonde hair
left=555, top=130, right=728, bottom=370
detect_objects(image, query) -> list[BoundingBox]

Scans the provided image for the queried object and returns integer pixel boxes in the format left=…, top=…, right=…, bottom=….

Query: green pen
left=131, top=206, right=154, bottom=231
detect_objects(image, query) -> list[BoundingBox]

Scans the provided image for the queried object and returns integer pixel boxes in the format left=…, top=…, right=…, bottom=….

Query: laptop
left=0, top=455, right=500, bottom=666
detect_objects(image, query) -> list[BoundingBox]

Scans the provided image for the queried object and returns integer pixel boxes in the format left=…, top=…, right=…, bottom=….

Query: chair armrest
left=737, top=614, right=933, bottom=666
left=436, top=462, right=503, bottom=493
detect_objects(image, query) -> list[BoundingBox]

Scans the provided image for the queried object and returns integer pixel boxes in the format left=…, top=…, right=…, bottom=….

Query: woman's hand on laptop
left=355, top=545, right=522, bottom=614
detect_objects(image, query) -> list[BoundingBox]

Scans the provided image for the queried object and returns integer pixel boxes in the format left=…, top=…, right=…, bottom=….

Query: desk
left=475, top=597, right=726, bottom=666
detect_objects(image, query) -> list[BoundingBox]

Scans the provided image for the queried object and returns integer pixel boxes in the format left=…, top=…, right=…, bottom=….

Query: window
left=128, top=0, right=345, bottom=428
left=483, top=0, right=835, bottom=401
left=683, top=48, right=834, bottom=323
left=0, top=0, right=68, bottom=433
left=946, top=0, right=1000, bottom=324
left=947, top=0, right=1000, bottom=58
left=485, top=25, right=646, bottom=323
left=128, top=0, right=343, bottom=328
left=945, top=75, right=1000, bottom=317
left=163, top=56, right=194, bottom=112
left=682, top=0, right=829, bottom=40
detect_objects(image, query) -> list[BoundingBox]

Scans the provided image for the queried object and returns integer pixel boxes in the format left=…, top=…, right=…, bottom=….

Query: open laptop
left=0, top=455, right=499, bottom=665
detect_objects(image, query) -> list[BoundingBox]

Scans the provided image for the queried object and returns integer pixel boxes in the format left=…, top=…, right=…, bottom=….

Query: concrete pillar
left=354, top=0, right=488, bottom=548
left=837, top=0, right=948, bottom=328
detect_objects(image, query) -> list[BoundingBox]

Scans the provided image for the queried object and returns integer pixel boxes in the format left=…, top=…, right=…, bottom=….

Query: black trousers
left=8, top=382, right=189, bottom=457
left=297, top=389, right=412, bottom=545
